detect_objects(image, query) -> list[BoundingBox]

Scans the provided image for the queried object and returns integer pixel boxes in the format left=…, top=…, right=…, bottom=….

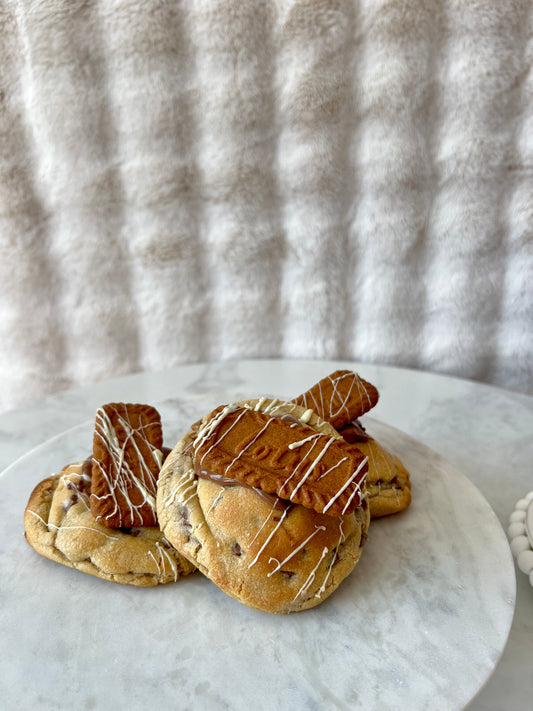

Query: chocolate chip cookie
left=156, top=399, right=370, bottom=613
left=350, top=437, right=411, bottom=518
left=24, top=461, right=195, bottom=586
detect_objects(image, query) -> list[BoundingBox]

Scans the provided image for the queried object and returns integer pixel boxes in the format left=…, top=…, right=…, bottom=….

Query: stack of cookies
left=24, top=403, right=195, bottom=586
left=292, top=371, right=411, bottom=519
left=24, top=371, right=411, bottom=613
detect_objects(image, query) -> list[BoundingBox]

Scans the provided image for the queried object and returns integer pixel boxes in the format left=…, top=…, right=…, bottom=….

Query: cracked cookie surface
left=24, top=461, right=195, bottom=586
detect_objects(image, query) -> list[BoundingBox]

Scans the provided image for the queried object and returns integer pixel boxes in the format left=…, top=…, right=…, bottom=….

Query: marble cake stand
left=0, top=359, right=531, bottom=710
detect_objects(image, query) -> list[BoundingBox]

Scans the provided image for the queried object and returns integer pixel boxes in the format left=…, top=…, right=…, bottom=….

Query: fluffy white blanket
left=0, top=0, right=532, bottom=413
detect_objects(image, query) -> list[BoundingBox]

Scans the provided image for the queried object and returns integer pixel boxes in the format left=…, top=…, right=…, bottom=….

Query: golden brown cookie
left=347, top=436, right=411, bottom=518
left=156, top=399, right=370, bottom=613
left=24, top=461, right=195, bottom=586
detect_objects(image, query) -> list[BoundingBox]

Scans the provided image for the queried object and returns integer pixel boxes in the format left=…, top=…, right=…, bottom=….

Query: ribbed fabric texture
left=1, top=0, right=532, bottom=413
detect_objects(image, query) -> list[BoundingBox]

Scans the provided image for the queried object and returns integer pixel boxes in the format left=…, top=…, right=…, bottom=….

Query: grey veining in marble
left=0, top=386, right=515, bottom=711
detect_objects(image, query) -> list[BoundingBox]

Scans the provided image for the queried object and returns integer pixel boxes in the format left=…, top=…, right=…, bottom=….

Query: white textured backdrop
left=1, top=0, right=532, bottom=414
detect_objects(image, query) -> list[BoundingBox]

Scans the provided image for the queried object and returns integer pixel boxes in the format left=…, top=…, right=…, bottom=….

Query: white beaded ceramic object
left=508, top=491, right=533, bottom=588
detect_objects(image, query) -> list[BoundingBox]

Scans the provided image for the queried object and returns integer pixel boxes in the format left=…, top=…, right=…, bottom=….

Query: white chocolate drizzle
left=28, top=509, right=120, bottom=541
left=267, top=525, right=326, bottom=577
left=283, top=434, right=343, bottom=501
left=92, top=406, right=161, bottom=525
left=178, top=399, right=368, bottom=605
left=297, top=371, right=375, bottom=424
left=315, top=519, right=346, bottom=597
left=323, top=456, right=367, bottom=514
left=247, top=508, right=289, bottom=569
left=149, top=543, right=179, bottom=582
left=205, top=489, right=224, bottom=518
left=248, top=505, right=278, bottom=546
left=294, top=547, right=329, bottom=600
left=163, top=466, right=198, bottom=509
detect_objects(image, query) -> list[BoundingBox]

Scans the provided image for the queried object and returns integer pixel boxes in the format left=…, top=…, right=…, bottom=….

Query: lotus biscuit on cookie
left=24, top=403, right=195, bottom=586
left=23, top=372, right=411, bottom=601
left=156, top=397, right=371, bottom=614
left=292, top=371, right=412, bottom=518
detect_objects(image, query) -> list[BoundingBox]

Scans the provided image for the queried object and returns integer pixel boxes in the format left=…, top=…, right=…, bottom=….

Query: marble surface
left=0, top=359, right=531, bottom=710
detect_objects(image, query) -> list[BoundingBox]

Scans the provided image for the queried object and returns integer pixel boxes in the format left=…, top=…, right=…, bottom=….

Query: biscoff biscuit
left=90, top=403, right=163, bottom=528
left=156, top=399, right=370, bottom=614
left=292, top=370, right=379, bottom=430
left=294, top=372, right=411, bottom=519
left=192, top=404, right=368, bottom=516
left=24, top=461, right=195, bottom=586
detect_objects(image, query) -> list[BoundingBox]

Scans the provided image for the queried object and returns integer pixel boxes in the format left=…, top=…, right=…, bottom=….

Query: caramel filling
left=337, top=420, right=370, bottom=444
